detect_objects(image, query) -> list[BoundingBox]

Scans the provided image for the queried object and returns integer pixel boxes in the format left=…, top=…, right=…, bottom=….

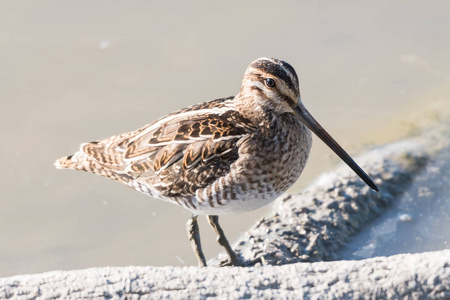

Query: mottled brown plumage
left=55, top=57, right=378, bottom=266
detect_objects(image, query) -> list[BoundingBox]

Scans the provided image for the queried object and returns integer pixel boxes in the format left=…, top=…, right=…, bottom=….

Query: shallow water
left=1, top=1, right=450, bottom=276
left=338, top=142, right=450, bottom=260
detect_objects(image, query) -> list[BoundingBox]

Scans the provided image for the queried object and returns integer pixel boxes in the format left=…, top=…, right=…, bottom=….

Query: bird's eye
left=264, top=78, right=276, bottom=88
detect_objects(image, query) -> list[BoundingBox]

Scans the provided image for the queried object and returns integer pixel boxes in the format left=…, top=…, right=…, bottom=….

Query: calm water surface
left=1, top=1, right=449, bottom=276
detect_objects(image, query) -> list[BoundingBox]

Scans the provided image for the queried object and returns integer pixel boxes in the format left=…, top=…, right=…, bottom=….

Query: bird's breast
left=192, top=115, right=312, bottom=215
left=238, top=117, right=312, bottom=194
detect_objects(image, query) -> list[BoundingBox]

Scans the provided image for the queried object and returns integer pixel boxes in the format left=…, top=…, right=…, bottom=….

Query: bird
left=55, top=57, right=378, bottom=267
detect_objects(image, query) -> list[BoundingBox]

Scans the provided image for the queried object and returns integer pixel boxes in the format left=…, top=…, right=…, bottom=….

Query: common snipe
left=55, top=57, right=378, bottom=266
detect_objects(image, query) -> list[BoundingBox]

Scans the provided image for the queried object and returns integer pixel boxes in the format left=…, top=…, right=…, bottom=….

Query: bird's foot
left=215, top=255, right=264, bottom=267
left=216, top=256, right=245, bottom=267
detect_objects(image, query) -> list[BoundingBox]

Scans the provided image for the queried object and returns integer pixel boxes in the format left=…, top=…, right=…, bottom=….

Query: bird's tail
left=54, top=151, right=90, bottom=171
left=55, top=154, right=75, bottom=169
left=54, top=151, right=136, bottom=188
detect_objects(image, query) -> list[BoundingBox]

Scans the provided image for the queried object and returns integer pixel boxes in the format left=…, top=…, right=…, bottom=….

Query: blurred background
left=1, top=1, right=449, bottom=276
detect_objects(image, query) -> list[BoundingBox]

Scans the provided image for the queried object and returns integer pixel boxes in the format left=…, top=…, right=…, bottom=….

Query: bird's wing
left=80, top=97, right=255, bottom=197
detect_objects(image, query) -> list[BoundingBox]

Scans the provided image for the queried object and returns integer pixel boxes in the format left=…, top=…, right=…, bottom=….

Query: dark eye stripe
left=249, top=85, right=263, bottom=92
left=250, top=59, right=298, bottom=92
left=280, top=93, right=296, bottom=106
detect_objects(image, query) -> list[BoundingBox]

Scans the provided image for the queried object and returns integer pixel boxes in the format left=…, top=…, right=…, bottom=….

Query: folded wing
left=78, top=98, right=255, bottom=197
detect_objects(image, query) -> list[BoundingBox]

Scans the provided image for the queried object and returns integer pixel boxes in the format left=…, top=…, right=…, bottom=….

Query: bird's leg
left=186, top=215, right=207, bottom=267
left=207, top=215, right=242, bottom=266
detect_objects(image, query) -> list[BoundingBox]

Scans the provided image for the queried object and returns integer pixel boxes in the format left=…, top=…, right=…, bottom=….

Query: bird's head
left=239, top=57, right=301, bottom=115
left=237, top=57, right=379, bottom=192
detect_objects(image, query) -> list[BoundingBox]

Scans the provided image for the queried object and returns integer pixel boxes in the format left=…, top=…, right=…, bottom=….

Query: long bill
left=293, top=98, right=379, bottom=191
